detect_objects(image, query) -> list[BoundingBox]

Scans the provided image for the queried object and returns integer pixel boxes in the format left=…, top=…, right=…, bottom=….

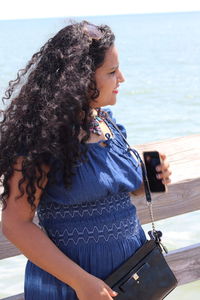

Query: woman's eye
left=109, top=70, right=116, bottom=75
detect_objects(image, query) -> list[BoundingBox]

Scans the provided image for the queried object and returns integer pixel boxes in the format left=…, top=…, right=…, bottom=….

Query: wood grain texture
left=132, top=177, right=200, bottom=224
left=132, top=134, right=200, bottom=223
left=135, top=134, right=200, bottom=183
left=166, top=243, right=200, bottom=285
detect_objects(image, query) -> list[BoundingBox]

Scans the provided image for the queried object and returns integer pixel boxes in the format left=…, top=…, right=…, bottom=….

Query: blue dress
left=24, top=110, right=146, bottom=299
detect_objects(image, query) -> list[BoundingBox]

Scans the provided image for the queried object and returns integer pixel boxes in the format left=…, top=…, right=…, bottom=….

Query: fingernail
left=113, top=291, right=118, bottom=296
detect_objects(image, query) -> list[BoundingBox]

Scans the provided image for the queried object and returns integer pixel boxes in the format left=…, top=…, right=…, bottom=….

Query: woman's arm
left=131, top=183, right=145, bottom=196
left=1, top=157, right=87, bottom=288
left=1, top=157, right=117, bottom=300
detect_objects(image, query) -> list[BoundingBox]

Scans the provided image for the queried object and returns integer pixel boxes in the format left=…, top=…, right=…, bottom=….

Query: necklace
left=88, top=108, right=108, bottom=136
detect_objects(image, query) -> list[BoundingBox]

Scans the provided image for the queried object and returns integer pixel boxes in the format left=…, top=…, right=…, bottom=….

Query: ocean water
left=0, top=12, right=200, bottom=298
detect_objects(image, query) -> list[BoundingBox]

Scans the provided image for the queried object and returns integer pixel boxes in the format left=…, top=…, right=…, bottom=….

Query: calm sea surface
left=0, top=12, right=200, bottom=298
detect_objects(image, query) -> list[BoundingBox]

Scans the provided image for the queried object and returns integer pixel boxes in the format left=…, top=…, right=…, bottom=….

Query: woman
left=0, top=21, right=171, bottom=300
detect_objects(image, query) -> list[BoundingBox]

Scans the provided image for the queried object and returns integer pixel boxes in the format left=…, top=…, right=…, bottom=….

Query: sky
left=0, top=0, right=200, bottom=20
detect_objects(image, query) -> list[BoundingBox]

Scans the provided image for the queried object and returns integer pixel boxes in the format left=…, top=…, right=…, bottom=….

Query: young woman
left=0, top=21, right=171, bottom=300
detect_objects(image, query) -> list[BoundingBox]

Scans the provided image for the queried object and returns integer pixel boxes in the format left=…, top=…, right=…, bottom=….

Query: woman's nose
left=118, top=70, right=125, bottom=83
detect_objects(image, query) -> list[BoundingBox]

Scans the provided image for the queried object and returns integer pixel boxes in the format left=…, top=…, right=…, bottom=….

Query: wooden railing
left=1, top=134, right=200, bottom=299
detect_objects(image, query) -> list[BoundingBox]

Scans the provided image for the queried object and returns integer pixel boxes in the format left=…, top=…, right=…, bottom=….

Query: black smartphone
left=143, top=151, right=166, bottom=193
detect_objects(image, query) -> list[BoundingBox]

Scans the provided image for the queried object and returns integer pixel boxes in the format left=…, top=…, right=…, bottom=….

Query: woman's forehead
left=102, top=46, right=119, bottom=68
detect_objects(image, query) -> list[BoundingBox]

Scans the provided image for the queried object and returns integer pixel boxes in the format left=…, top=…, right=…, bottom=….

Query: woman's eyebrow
left=108, top=64, right=119, bottom=70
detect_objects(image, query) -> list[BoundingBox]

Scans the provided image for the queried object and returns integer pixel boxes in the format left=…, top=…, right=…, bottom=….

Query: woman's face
left=91, top=45, right=125, bottom=108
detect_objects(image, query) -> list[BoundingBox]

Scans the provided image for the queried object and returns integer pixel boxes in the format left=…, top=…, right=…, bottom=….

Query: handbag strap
left=106, top=114, right=168, bottom=253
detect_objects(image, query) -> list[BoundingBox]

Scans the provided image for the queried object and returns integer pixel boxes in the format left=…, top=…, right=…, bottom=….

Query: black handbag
left=105, top=116, right=178, bottom=300
left=105, top=238, right=177, bottom=300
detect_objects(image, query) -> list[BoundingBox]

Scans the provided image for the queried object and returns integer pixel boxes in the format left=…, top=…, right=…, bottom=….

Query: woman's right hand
left=75, top=274, right=118, bottom=300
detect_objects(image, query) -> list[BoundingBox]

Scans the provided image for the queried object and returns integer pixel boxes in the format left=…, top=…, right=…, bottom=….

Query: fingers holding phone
left=155, top=153, right=172, bottom=186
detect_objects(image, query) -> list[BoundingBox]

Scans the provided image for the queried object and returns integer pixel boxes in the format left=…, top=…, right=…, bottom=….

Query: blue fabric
left=24, top=109, right=146, bottom=300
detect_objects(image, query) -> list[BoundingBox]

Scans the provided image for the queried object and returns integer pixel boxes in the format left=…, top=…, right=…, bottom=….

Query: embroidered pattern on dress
left=38, top=192, right=140, bottom=247
left=38, top=192, right=131, bottom=219
left=48, top=218, right=140, bottom=246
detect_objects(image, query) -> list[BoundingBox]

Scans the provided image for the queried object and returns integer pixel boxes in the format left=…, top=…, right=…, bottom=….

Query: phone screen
left=143, top=151, right=166, bottom=193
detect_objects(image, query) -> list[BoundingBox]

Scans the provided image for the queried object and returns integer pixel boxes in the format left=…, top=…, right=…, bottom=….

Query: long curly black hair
left=0, top=20, right=115, bottom=209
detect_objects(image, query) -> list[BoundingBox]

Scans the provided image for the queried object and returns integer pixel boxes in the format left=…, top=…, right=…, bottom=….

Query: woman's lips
left=113, top=89, right=118, bottom=94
